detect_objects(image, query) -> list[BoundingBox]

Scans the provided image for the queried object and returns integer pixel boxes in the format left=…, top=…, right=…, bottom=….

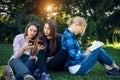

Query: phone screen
left=29, top=40, right=34, bottom=45
left=38, top=41, right=44, bottom=45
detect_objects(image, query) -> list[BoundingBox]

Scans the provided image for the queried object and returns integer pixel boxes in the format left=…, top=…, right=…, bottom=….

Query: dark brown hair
left=45, top=19, right=57, bottom=55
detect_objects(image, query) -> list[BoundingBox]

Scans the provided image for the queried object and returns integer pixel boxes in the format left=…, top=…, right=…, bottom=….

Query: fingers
left=23, top=42, right=35, bottom=50
left=28, top=43, right=33, bottom=46
left=46, top=56, right=54, bottom=62
left=38, top=45, right=45, bottom=50
left=84, top=49, right=91, bottom=56
left=28, top=45, right=35, bottom=49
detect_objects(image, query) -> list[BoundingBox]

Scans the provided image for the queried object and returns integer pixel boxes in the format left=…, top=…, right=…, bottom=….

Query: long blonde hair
left=67, top=16, right=87, bottom=36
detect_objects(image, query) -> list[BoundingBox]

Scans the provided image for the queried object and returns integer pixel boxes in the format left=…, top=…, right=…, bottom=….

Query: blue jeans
left=76, top=48, right=114, bottom=75
left=9, top=54, right=36, bottom=80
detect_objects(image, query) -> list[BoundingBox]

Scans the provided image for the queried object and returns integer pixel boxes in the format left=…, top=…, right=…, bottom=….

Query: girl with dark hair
left=43, top=19, right=67, bottom=70
left=34, top=19, right=67, bottom=80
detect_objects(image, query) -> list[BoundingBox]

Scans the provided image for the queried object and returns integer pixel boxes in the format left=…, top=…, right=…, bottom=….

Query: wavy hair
left=24, top=21, right=41, bottom=56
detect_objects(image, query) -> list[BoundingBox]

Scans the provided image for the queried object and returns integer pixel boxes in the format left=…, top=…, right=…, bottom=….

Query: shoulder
left=63, top=29, right=74, bottom=38
left=56, top=33, right=62, bottom=38
left=14, top=33, right=24, bottom=41
left=13, top=33, right=25, bottom=46
left=15, top=33, right=24, bottom=37
left=62, top=32, right=74, bottom=43
left=56, top=33, right=62, bottom=41
left=41, top=34, right=46, bottom=41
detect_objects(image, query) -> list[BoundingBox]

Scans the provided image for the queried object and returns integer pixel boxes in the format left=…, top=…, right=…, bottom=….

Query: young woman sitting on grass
left=33, top=19, right=67, bottom=79
left=61, top=16, right=120, bottom=77
left=2, top=21, right=51, bottom=80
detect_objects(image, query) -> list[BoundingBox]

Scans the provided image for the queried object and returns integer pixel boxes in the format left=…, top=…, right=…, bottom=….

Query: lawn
left=0, top=43, right=120, bottom=80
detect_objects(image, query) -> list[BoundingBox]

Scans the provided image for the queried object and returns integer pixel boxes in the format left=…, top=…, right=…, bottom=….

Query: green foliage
left=57, top=24, right=68, bottom=34
left=0, top=14, right=17, bottom=43
left=0, top=0, right=120, bottom=44
left=59, top=0, right=120, bottom=43
left=14, top=14, right=44, bottom=33
left=0, top=0, right=44, bottom=43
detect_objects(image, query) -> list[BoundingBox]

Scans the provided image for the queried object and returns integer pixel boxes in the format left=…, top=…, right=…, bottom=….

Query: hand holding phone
left=38, top=41, right=45, bottom=50
left=38, top=41, right=44, bottom=45
left=28, top=40, right=34, bottom=45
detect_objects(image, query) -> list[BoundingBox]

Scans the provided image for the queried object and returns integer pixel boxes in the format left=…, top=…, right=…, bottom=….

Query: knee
left=9, top=58, right=21, bottom=68
left=97, top=48, right=104, bottom=51
left=93, top=48, right=103, bottom=54
left=9, top=58, right=20, bottom=64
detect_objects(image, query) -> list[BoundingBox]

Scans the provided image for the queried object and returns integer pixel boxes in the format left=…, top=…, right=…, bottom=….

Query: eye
left=29, top=29, right=33, bottom=32
left=34, top=30, right=37, bottom=33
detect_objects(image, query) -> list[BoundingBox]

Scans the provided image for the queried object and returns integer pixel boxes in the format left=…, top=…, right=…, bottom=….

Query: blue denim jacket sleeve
left=62, top=29, right=86, bottom=66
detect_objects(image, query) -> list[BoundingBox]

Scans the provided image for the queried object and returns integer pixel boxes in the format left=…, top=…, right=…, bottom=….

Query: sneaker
left=24, top=74, right=35, bottom=80
left=2, top=65, right=15, bottom=80
left=117, top=68, right=120, bottom=72
left=106, top=68, right=120, bottom=77
left=33, top=69, right=40, bottom=78
left=41, top=72, right=51, bottom=80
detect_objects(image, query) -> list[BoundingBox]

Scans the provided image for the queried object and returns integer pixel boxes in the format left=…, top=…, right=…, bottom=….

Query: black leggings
left=36, top=49, right=67, bottom=74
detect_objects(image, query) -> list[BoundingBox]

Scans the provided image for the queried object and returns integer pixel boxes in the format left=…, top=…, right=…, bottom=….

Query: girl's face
left=74, top=23, right=84, bottom=35
left=27, top=25, right=38, bottom=39
left=44, top=23, right=51, bottom=37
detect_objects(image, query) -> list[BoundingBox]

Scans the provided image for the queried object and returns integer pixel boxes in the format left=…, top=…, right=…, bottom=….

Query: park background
left=0, top=0, right=120, bottom=80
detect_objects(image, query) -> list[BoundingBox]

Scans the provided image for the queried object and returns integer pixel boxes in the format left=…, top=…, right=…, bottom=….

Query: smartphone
left=28, top=40, right=34, bottom=45
left=38, top=41, right=44, bottom=45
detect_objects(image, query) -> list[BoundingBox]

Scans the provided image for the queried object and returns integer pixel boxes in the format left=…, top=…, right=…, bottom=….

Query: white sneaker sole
left=2, top=65, right=15, bottom=80
left=24, top=75, right=35, bottom=80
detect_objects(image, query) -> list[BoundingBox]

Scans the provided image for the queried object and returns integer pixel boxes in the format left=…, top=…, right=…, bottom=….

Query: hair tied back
left=67, top=18, right=73, bottom=26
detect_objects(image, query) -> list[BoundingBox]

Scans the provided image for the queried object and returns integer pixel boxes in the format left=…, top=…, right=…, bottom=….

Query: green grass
left=0, top=43, right=120, bottom=80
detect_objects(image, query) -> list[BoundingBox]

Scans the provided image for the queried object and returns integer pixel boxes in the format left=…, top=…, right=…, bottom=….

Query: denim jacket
left=62, top=29, right=86, bottom=67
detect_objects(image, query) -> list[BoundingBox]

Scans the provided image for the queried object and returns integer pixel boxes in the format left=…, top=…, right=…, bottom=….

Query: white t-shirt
left=68, top=64, right=81, bottom=74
